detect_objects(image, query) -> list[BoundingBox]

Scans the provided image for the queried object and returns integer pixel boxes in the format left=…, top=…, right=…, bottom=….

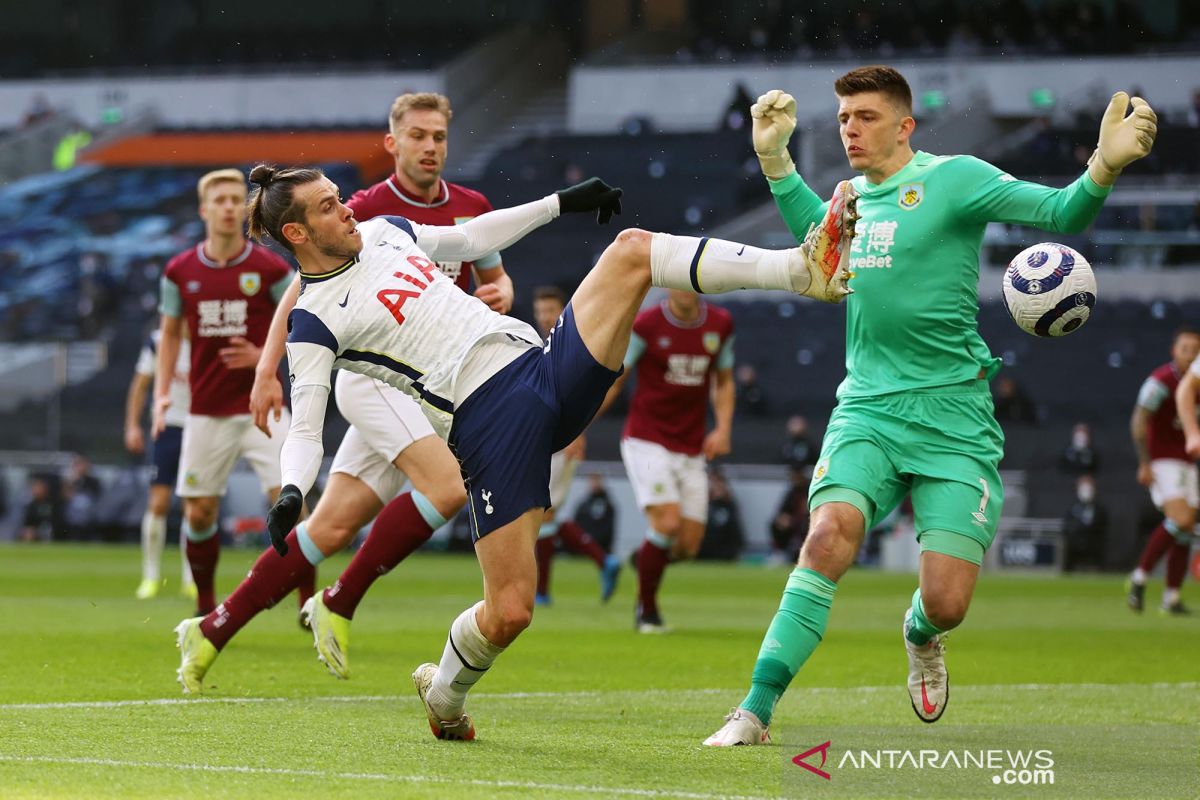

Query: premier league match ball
left=1001, top=243, right=1097, bottom=337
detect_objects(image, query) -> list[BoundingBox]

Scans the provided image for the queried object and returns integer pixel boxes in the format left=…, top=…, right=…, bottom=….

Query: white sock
left=141, top=512, right=166, bottom=582
left=1163, top=588, right=1181, bottom=607
left=427, top=601, right=505, bottom=718
left=1131, top=567, right=1147, bottom=585
left=649, top=233, right=801, bottom=294
left=181, top=537, right=194, bottom=586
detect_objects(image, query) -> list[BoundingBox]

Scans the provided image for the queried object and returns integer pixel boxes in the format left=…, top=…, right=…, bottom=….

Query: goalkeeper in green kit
left=704, top=66, right=1158, bottom=746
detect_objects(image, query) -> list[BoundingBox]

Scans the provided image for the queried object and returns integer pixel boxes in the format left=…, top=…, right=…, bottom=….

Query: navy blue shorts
left=151, top=425, right=183, bottom=488
left=449, top=303, right=621, bottom=540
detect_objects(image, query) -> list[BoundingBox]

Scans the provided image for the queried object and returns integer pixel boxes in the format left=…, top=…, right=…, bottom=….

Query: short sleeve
left=623, top=331, right=647, bottom=369
left=159, top=274, right=182, bottom=317
left=716, top=334, right=735, bottom=371
left=1136, top=377, right=1168, bottom=412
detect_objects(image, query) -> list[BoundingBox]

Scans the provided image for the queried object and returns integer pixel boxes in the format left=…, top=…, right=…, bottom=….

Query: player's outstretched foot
left=793, top=180, right=859, bottom=303
left=904, top=609, right=948, bottom=723
left=1160, top=600, right=1191, bottom=616
left=534, top=593, right=551, bottom=607
left=412, top=663, right=475, bottom=741
left=702, top=708, right=770, bottom=747
left=301, top=594, right=351, bottom=679
left=636, top=604, right=670, bottom=634
left=135, top=578, right=161, bottom=600
left=174, top=617, right=217, bottom=695
left=600, top=554, right=621, bottom=604
left=1125, top=579, right=1145, bottom=613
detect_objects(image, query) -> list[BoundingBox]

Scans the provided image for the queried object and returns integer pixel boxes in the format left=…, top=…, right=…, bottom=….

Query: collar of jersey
left=661, top=299, right=708, bottom=329
left=387, top=175, right=449, bottom=208
left=854, top=150, right=930, bottom=194
left=300, top=256, right=358, bottom=284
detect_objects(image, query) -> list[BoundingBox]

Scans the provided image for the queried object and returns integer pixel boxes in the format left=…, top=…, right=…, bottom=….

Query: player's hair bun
left=249, top=165, right=277, bottom=187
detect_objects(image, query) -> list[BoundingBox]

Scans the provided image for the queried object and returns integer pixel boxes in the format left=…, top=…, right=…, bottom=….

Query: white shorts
left=328, top=371, right=437, bottom=503
left=1149, top=459, right=1200, bottom=509
left=177, top=410, right=290, bottom=497
left=548, top=450, right=580, bottom=512
left=620, top=437, right=709, bottom=523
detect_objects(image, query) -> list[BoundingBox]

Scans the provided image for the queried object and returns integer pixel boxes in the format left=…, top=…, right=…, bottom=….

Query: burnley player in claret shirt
left=153, top=168, right=301, bottom=620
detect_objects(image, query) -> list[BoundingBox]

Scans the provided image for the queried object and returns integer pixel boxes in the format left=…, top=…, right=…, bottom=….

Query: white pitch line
left=0, top=682, right=1194, bottom=712
left=0, top=755, right=772, bottom=800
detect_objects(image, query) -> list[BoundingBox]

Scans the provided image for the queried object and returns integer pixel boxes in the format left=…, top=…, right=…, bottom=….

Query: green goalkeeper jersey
left=769, top=150, right=1111, bottom=398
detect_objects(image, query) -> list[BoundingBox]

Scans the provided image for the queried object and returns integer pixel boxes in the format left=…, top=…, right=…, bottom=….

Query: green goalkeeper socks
left=740, top=567, right=837, bottom=725
left=903, top=587, right=945, bottom=646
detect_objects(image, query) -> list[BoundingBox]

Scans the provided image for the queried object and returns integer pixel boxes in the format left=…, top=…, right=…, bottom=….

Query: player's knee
left=1170, top=508, right=1196, bottom=531
left=147, top=491, right=171, bottom=517
left=613, top=227, right=652, bottom=257
left=427, top=482, right=467, bottom=519
left=185, top=500, right=217, bottom=530
left=610, top=228, right=653, bottom=279
left=921, top=593, right=969, bottom=630
left=799, top=521, right=856, bottom=573
left=487, top=600, right=533, bottom=645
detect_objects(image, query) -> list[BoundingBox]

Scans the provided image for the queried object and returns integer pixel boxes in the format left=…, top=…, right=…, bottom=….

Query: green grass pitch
left=0, top=543, right=1196, bottom=799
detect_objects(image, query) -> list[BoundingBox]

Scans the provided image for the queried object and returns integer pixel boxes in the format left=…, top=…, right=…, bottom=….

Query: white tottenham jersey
left=286, top=215, right=542, bottom=439
left=136, top=330, right=191, bottom=427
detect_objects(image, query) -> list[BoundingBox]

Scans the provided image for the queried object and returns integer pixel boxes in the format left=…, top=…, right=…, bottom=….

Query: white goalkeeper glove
left=1087, top=91, right=1158, bottom=187
left=750, top=89, right=798, bottom=179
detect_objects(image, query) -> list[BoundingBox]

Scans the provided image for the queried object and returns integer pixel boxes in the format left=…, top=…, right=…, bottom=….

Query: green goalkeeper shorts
left=808, top=378, right=1005, bottom=558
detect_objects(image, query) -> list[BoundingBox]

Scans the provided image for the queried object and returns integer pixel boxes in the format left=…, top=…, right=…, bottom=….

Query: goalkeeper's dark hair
left=835, top=66, right=913, bottom=116
left=247, top=164, right=325, bottom=253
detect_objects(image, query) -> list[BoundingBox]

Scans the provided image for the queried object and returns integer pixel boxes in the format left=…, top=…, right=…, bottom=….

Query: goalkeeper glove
left=1087, top=91, right=1157, bottom=187
left=266, top=484, right=304, bottom=556
left=556, top=178, right=623, bottom=224
left=750, top=89, right=798, bottom=179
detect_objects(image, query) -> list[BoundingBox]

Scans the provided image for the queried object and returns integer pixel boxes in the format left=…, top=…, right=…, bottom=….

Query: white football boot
left=412, top=662, right=476, bottom=741
left=904, top=608, right=949, bottom=723
left=792, top=179, right=859, bottom=303
left=702, top=708, right=771, bottom=747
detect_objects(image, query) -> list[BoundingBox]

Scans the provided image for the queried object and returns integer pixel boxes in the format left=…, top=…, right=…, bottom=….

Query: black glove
left=267, top=484, right=304, bottom=556
left=555, top=177, right=623, bottom=224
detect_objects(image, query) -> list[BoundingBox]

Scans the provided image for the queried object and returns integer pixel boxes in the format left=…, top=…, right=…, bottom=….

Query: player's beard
left=310, top=227, right=362, bottom=262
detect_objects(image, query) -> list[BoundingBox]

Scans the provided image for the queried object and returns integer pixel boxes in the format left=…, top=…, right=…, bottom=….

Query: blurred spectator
left=722, top=83, right=755, bottom=132
left=1187, top=89, right=1200, bottom=128
left=768, top=467, right=809, bottom=565
left=1061, top=474, right=1108, bottom=571
left=573, top=473, right=616, bottom=554
left=21, top=92, right=54, bottom=126
left=780, top=415, right=817, bottom=473
left=699, top=469, right=743, bottom=561
left=21, top=475, right=62, bottom=542
left=60, top=455, right=102, bottom=539
left=993, top=376, right=1039, bottom=425
left=1060, top=422, right=1100, bottom=475
left=735, top=364, right=769, bottom=417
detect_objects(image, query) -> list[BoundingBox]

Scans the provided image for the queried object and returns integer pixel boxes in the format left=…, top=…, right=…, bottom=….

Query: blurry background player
left=152, top=168, right=305, bottom=618
left=602, top=289, right=735, bottom=633
left=174, top=92, right=516, bottom=691
left=530, top=285, right=622, bottom=606
left=124, top=328, right=194, bottom=600
left=1128, top=325, right=1200, bottom=615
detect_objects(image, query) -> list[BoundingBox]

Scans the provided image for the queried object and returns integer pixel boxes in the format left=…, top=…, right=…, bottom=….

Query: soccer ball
left=1001, top=243, right=1096, bottom=337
